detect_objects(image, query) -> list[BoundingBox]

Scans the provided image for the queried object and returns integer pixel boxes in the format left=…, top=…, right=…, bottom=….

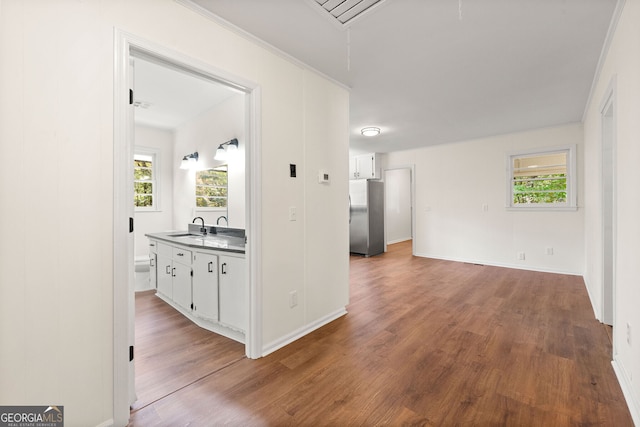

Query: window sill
left=195, top=207, right=226, bottom=212
left=506, top=206, right=578, bottom=212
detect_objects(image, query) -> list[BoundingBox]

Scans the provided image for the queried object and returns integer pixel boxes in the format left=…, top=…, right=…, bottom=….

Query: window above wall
left=506, top=145, right=577, bottom=211
left=134, top=149, right=159, bottom=211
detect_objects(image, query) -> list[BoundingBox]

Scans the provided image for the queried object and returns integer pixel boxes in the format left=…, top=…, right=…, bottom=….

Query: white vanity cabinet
left=218, top=255, right=246, bottom=331
left=349, top=153, right=381, bottom=180
left=192, top=252, right=219, bottom=322
left=148, top=235, right=246, bottom=343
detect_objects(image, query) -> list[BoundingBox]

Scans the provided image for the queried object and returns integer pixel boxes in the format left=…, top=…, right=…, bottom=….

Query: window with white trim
left=195, top=166, right=228, bottom=209
left=507, top=145, right=576, bottom=210
left=134, top=150, right=158, bottom=210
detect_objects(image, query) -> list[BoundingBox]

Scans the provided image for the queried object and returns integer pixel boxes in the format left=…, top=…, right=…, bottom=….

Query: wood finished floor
left=132, top=290, right=245, bottom=411
left=129, top=241, right=633, bottom=426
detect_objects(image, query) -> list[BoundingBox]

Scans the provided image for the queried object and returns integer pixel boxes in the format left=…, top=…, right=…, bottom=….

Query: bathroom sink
left=168, top=233, right=203, bottom=238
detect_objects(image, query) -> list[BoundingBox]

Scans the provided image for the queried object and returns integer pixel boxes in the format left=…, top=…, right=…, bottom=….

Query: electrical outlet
left=289, top=290, right=298, bottom=308
left=289, top=206, right=297, bottom=221
left=627, top=322, right=632, bottom=345
left=517, top=252, right=525, bottom=261
left=482, top=204, right=488, bottom=212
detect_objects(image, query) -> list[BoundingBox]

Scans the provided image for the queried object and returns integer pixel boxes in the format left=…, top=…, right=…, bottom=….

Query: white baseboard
left=155, top=292, right=245, bottom=343
left=581, top=275, right=602, bottom=322
left=612, top=358, right=640, bottom=426
left=387, top=237, right=411, bottom=245
left=412, top=252, right=582, bottom=276
left=261, top=308, right=348, bottom=357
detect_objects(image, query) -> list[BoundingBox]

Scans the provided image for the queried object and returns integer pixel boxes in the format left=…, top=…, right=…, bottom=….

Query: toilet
left=134, top=255, right=151, bottom=291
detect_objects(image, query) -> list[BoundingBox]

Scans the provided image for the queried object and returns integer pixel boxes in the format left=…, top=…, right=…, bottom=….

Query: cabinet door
left=157, top=254, right=173, bottom=298
left=218, top=256, right=246, bottom=332
left=349, top=156, right=359, bottom=179
left=192, top=253, right=219, bottom=321
left=172, top=261, right=192, bottom=310
left=149, top=253, right=157, bottom=289
left=357, top=154, right=375, bottom=179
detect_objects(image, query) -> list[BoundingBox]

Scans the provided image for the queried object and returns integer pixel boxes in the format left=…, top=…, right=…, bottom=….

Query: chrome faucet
left=216, top=215, right=228, bottom=226
left=192, top=216, right=207, bottom=234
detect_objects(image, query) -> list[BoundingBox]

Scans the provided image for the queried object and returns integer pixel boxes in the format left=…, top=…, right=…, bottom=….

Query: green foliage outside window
left=134, top=157, right=154, bottom=208
left=196, top=167, right=228, bottom=208
left=513, top=174, right=567, bottom=204
left=511, top=150, right=568, bottom=206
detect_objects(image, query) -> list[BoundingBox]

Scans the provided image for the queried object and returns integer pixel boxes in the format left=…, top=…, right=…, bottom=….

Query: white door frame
left=382, top=164, right=416, bottom=255
left=599, top=76, right=616, bottom=331
left=113, top=29, right=262, bottom=426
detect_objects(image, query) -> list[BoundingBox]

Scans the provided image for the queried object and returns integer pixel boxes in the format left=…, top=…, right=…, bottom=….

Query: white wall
left=134, top=125, right=174, bottom=258
left=386, top=124, right=585, bottom=274
left=384, top=168, right=412, bottom=244
left=173, top=94, right=246, bottom=229
left=0, top=1, right=349, bottom=425
left=583, top=1, right=640, bottom=422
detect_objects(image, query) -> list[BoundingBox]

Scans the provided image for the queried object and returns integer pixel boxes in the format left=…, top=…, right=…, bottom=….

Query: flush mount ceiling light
left=361, top=127, right=381, bottom=137
left=180, top=151, right=199, bottom=170
left=215, top=138, right=239, bottom=161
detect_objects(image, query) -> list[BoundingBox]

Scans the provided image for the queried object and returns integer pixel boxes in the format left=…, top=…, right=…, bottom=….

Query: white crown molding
left=582, top=0, right=627, bottom=122
left=174, top=0, right=351, bottom=92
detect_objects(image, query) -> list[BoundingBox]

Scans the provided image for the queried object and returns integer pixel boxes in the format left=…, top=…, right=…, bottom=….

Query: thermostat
left=318, top=170, right=330, bottom=183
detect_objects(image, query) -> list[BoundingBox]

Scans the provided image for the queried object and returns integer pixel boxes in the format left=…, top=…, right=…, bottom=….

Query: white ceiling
left=133, top=56, right=238, bottom=130
left=186, top=0, right=617, bottom=153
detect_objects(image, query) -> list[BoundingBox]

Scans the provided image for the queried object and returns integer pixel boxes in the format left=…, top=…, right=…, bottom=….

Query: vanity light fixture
left=361, top=127, right=380, bottom=137
left=180, top=151, right=199, bottom=170
left=214, top=138, right=239, bottom=161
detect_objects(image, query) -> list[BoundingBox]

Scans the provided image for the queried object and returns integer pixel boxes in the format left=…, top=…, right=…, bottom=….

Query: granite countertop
left=146, top=229, right=246, bottom=254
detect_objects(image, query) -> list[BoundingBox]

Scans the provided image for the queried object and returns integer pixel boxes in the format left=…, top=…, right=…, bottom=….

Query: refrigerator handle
left=348, top=195, right=352, bottom=224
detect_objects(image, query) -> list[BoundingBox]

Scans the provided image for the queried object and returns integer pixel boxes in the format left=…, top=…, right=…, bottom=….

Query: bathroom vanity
left=146, top=225, right=246, bottom=343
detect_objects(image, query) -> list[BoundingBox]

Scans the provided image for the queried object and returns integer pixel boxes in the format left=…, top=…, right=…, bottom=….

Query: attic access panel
left=309, top=0, right=387, bottom=28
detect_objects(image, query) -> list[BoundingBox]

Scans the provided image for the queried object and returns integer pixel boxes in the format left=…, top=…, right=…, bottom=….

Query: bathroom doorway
left=113, top=30, right=262, bottom=422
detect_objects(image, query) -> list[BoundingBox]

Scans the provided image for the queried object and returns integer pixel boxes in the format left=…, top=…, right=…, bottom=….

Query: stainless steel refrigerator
left=349, top=179, right=384, bottom=256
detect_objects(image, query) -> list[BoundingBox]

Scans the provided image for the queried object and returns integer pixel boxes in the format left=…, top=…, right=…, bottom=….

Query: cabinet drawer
left=173, top=247, right=192, bottom=263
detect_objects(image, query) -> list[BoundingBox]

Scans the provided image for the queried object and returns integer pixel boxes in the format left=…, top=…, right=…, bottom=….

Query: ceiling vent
left=308, top=0, right=387, bottom=29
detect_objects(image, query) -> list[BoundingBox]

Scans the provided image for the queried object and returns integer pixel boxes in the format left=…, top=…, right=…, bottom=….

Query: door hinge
left=129, top=345, right=134, bottom=362
left=129, top=89, right=133, bottom=105
left=129, top=217, right=134, bottom=233
left=190, top=270, right=193, bottom=277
